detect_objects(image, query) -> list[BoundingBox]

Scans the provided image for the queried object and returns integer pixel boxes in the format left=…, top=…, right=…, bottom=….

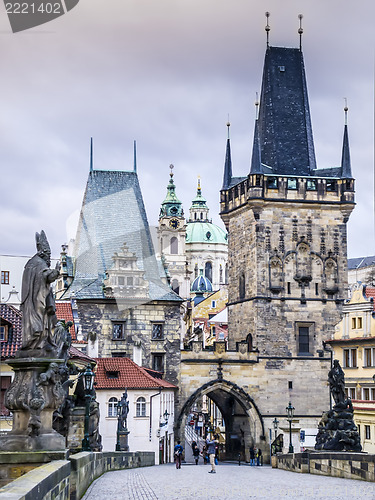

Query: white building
left=95, top=357, right=177, bottom=464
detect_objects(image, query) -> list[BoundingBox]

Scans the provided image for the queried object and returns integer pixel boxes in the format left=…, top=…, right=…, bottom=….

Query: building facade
left=177, top=40, right=355, bottom=461
left=327, top=283, right=375, bottom=453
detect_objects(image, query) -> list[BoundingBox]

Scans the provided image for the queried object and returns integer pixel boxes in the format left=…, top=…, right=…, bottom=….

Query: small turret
left=222, top=121, right=233, bottom=189
left=341, top=102, right=353, bottom=179
left=159, top=164, right=184, bottom=218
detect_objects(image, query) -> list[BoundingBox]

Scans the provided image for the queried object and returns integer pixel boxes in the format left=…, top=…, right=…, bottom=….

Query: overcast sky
left=0, top=0, right=374, bottom=259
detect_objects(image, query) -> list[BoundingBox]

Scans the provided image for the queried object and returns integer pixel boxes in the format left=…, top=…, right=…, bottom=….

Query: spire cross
left=298, top=14, right=303, bottom=50
left=169, top=163, right=174, bottom=178
left=344, top=98, right=348, bottom=125
left=227, top=116, right=230, bottom=139
left=265, top=12, right=270, bottom=48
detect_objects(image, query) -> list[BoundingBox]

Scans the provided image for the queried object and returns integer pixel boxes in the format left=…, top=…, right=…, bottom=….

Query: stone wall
left=0, top=451, right=155, bottom=500
left=277, top=451, right=375, bottom=482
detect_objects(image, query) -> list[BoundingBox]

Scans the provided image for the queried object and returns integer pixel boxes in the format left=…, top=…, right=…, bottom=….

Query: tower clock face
left=169, top=218, right=180, bottom=229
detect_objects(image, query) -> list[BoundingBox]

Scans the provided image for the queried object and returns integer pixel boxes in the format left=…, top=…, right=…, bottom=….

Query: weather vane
left=298, top=14, right=303, bottom=50
left=344, top=98, right=348, bottom=125
left=265, top=12, right=270, bottom=48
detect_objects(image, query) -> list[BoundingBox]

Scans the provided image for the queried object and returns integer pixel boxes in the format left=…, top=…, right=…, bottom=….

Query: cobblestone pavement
left=82, top=463, right=375, bottom=500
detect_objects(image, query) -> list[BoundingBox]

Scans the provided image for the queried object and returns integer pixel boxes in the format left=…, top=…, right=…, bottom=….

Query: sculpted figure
left=328, top=359, right=346, bottom=405
left=119, top=389, right=129, bottom=429
left=21, top=231, right=60, bottom=352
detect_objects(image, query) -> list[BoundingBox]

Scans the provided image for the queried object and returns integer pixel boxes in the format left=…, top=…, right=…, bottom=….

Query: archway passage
left=177, top=379, right=265, bottom=462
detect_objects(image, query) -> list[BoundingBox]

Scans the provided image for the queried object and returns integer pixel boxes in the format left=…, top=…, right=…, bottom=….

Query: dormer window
left=106, top=371, right=119, bottom=379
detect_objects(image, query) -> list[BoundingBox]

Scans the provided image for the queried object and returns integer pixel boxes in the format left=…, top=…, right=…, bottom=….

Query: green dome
left=186, top=222, right=228, bottom=244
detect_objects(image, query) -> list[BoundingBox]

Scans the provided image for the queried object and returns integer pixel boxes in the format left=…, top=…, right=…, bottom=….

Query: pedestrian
left=201, top=443, right=208, bottom=464
left=206, top=433, right=219, bottom=473
left=249, top=445, right=255, bottom=466
left=256, top=448, right=262, bottom=466
left=174, top=440, right=183, bottom=469
left=192, top=441, right=200, bottom=465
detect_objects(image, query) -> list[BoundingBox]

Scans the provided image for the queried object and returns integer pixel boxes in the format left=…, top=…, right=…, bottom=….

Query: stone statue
left=328, top=359, right=346, bottom=406
left=119, top=389, right=129, bottom=430
left=315, top=360, right=361, bottom=452
left=20, top=231, right=60, bottom=353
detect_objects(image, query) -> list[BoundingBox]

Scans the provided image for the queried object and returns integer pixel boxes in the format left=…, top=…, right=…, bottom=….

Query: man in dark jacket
left=206, top=434, right=219, bottom=473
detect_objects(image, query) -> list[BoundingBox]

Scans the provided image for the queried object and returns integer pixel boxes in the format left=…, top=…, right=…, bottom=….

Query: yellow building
left=327, top=283, right=375, bottom=452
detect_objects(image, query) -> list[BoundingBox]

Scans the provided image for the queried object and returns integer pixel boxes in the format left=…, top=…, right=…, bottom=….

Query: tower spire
left=159, top=164, right=183, bottom=219
left=90, top=137, right=93, bottom=172
left=341, top=99, right=352, bottom=178
left=250, top=116, right=262, bottom=175
left=298, top=14, right=303, bottom=50
left=133, top=140, right=137, bottom=172
left=222, top=120, right=233, bottom=190
left=265, top=12, right=270, bottom=48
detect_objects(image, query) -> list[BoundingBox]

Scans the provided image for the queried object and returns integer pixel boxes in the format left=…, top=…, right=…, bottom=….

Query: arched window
left=200, top=212, right=203, bottom=219
left=172, top=279, right=179, bottom=295
left=170, top=237, right=178, bottom=255
left=246, top=333, right=253, bottom=351
left=108, top=397, right=118, bottom=417
left=205, top=262, right=212, bottom=283
left=136, top=397, right=146, bottom=417
left=239, top=273, right=245, bottom=300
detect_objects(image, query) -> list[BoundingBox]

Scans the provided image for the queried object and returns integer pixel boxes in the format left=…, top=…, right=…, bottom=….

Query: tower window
left=152, top=323, right=164, bottom=340
left=287, top=178, right=297, bottom=190
left=287, top=282, right=291, bottom=294
left=296, top=324, right=313, bottom=355
left=113, top=322, right=125, bottom=340
left=205, top=262, right=212, bottom=283
left=288, top=381, right=293, bottom=390
left=1, top=271, right=9, bottom=285
left=306, top=179, right=317, bottom=191
left=152, top=354, right=164, bottom=372
left=315, top=283, right=319, bottom=295
left=266, top=177, right=278, bottom=189
left=170, top=237, right=178, bottom=254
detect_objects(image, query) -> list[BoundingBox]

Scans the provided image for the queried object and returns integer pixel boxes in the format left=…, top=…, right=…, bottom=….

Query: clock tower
left=158, top=165, right=190, bottom=298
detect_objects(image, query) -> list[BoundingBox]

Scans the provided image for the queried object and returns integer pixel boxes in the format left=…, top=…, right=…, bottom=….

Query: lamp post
left=115, top=398, right=124, bottom=451
left=272, top=417, right=279, bottom=441
left=81, top=364, right=95, bottom=452
left=286, top=402, right=295, bottom=454
left=163, top=409, right=170, bottom=463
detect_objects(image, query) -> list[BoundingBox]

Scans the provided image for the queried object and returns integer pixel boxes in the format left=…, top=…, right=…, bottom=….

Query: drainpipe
left=149, top=388, right=162, bottom=441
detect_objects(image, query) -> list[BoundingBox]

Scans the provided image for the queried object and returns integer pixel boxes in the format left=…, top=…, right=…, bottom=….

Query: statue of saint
left=20, top=231, right=60, bottom=351
left=119, top=389, right=129, bottom=429
left=328, top=359, right=346, bottom=406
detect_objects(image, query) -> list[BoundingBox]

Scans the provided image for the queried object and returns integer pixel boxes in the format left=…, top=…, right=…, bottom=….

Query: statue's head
left=36, top=230, right=51, bottom=265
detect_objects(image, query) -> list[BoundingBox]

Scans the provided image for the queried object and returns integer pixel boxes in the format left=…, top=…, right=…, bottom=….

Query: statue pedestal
left=117, top=430, right=130, bottom=452
left=0, top=357, right=66, bottom=452
left=67, top=407, right=85, bottom=451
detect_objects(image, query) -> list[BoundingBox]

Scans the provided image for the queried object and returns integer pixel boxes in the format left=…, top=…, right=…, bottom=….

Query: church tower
left=221, top=42, right=355, bottom=353
left=157, top=165, right=190, bottom=298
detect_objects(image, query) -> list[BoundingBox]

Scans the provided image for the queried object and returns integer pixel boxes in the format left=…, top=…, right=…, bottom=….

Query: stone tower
left=220, top=45, right=355, bottom=355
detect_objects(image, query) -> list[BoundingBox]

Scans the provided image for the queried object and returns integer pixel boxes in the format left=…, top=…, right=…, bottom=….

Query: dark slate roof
left=348, top=256, right=375, bottom=270
left=68, top=170, right=181, bottom=302
left=257, top=46, right=316, bottom=176
left=0, top=304, right=22, bottom=359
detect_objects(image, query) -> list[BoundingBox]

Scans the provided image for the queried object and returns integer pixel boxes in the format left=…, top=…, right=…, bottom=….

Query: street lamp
left=82, top=364, right=95, bottom=451
left=163, top=409, right=170, bottom=463
left=272, top=417, right=279, bottom=441
left=115, top=398, right=124, bottom=451
left=286, top=402, right=295, bottom=454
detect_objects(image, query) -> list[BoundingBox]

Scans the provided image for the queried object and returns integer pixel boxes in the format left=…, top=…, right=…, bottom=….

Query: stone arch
left=176, top=378, right=265, bottom=461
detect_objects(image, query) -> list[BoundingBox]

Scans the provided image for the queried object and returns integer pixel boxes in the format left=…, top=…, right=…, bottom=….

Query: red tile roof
left=56, top=302, right=76, bottom=339
left=365, top=286, right=375, bottom=310
left=0, top=304, right=22, bottom=359
left=94, top=357, right=177, bottom=390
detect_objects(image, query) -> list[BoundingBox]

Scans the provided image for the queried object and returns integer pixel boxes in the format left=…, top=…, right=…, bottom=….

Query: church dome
left=191, top=271, right=213, bottom=293
left=186, top=222, right=227, bottom=245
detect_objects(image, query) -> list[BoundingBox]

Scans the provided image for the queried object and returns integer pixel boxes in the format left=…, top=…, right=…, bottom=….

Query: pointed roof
left=341, top=123, right=352, bottom=178
left=68, top=169, right=182, bottom=302
left=222, top=123, right=232, bottom=189
left=159, top=166, right=183, bottom=218
left=94, top=357, right=177, bottom=390
left=250, top=119, right=262, bottom=174
left=257, top=46, right=316, bottom=175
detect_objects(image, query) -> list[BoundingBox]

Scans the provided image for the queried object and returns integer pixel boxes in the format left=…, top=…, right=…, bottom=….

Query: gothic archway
left=176, top=379, right=265, bottom=461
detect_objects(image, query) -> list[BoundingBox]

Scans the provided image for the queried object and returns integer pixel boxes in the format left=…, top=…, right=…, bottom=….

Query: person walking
left=174, top=441, right=183, bottom=469
left=249, top=446, right=255, bottom=466
left=206, top=434, right=219, bottom=473
left=192, top=441, right=200, bottom=465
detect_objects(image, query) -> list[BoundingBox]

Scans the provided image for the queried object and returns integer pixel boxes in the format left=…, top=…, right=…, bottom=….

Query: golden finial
left=265, top=12, right=270, bottom=48
left=298, top=14, right=303, bottom=50
left=197, top=176, right=201, bottom=191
